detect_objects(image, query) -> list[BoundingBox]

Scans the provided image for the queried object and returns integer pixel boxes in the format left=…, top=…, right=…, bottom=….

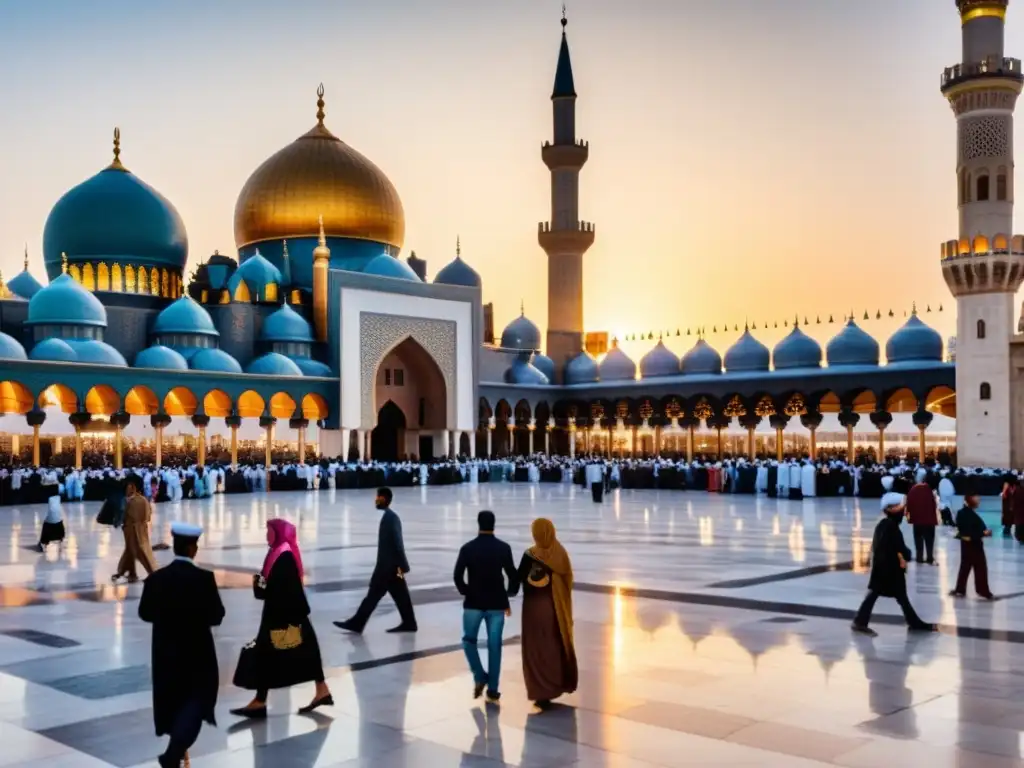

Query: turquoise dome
left=0, top=332, right=27, bottom=361
left=434, top=256, right=481, bottom=288
left=724, top=329, right=770, bottom=372
left=294, top=358, right=332, bottom=376
left=189, top=348, right=243, bottom=373
left=262, top=304, right=313, bottom=342
left=505, top=355, right=550, bottom=385
left=42, top=161, right=187, bottom=280
left=26, top=274, right=107, bottom=328
left=827, top=318, right=880, bottom=367
left=135, top=345, right=189, bottom=371
left=7, top=268, right=43, bottom=299
left=565, top=350, right=599, bottom=384
left=246, top=352, right=303, bottom=376
left=532, top=352, right=555, bottom=381
left=681, top=338, right=722, bottom=375
left=599, top=342, right=636, bottom=381
left=773, top=325, right=822, bottom=370
left=66, top=340, right=126, bottom=366
left=152, top=297, right=218, bottom=337
left=30, top=338, right=77, bottom=362
left=500, top=312, right=541, bottom=351
left=228, top=251, right=283, bottom=301
left=363, top=254, right=421, bottom=281
left=640, top=340, right=680, bottom=378
left=886, top=313, right=943, bottom=363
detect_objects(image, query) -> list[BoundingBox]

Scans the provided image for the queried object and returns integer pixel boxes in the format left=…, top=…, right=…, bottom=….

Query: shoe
left=156, top=754, right=176, bottom=768
left=979, top=593, right=996, bottom=601
left=386, top=624, right=418, bottom=633
left=908, top=624, right=939, bottom=633
left=534, top=699, right=552, bottom=710
left=850, top=623, right=878, bottom=637
left=948, top=591, right=966, bottom=598
left=929, top=561, right=939, bottom=567
left=333, top=620, right=363, bottom=634
left=486, top=691, right=501, bottom=703
left=229, top=705, right=267, bottom=719
left=473, top=681, right=486, bottom=699
left=298, top=694, right=334, bottom=714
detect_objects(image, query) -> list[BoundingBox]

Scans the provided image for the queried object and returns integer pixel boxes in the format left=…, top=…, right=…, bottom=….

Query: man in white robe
left=801, top=460, right=816, bottom=498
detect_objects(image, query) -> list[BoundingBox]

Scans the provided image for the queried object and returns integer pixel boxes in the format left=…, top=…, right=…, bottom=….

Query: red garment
left=1013, top=483, right=1024, bottom=526
left=1002, top=484, right=1015, bottom=526
left=905, top=483, right=938, bottom=525
left=708, top=467, right=721, bottom=492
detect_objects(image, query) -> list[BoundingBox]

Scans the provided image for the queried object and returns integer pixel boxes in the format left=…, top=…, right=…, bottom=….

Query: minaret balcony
left=538, top=220, right=595, bottom=254
left=940, top=234, right=1024, bottom=295
left=941, top=56, right=1023, bottom=92
left=541, top=140, right=589, bottom=170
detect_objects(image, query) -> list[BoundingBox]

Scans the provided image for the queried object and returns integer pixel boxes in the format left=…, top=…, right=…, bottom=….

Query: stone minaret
left=940, top=0, right=1024, bottom=466
left=539, top=10, right=594, bottom=381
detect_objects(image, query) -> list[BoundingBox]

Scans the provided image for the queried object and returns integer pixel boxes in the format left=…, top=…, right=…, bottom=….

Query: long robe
left=801, top=463, right=816, bottom=497
left=867, top=516, right=912, bottom=597
left=518, top=553, right=578, bottom=702
left=117, top=495, right=157, bottom=577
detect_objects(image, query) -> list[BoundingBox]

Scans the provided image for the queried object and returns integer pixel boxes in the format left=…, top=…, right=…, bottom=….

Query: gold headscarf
left=528, top=518, right=574, bottom=656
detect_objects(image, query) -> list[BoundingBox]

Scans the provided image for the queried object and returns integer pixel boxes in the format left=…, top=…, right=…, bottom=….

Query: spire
left=23, top=244, right=28, bottom=272
left=520, top=299, right=525, bottom=316
left=316, top=83, right=326, bottom=125
left=281, top=239, right=293, bottom=286
left=552, top=6, right=577, bottom=99
left=456, top=235, right=461, bottom=259
left=312, top=214, right=331, bottom=262
left=61, top=252, right=68, bottom=274
left=108, top=127, right=126, bottom=171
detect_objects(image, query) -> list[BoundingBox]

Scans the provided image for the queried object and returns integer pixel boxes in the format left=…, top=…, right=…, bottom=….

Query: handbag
left=270, top=625, right=303, bottom=650
left=232, top=640, right=260, bottom=690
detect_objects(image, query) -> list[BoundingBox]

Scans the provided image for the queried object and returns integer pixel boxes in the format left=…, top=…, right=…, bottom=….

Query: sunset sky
left=0, top=0, right=1012, bottom=360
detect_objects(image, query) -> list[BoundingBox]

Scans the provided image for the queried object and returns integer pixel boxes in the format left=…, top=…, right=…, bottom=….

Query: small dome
left=532, top=352, right=555, bottom=382
left=189, top=348, right=243, bottom=373
left=599, top=341, right=637, bottom=381
left=773, top=325, right=822, bottom=370
left=26, top=274, right=107, bottom=328
left=434, top=256, right=481, bottom=288
left=246, top=352, right=304, bottom=376
left=262, top=304, right=313, bottom=343
left=66, top=340, right=127, bottom=367
left=228, top=251, right=283, bottom=302
left=639, top=340, right=680, bottom=378
left=134, top=345, right=189, bottom=371
left=886, top=313, right=943, bottom=363
left=29, top=338, right=78, bottom=363
left=504, top=355, right=550, bottom=385
left=153, top=296, right=218, bottom=337
left=7, top=268, right=43, bottom=300
left=827, top=318, right=880, bottom=367
left=500, top=311, right=541, bottom=351
left=0, top=332, right=27, bottom=361
left=294, top=358, right=333, bottom=376
left=565, top=350, right=599, bottom=384
left=190, top=251, right=238, bottom=293
left=724, top=329, right=770, bottom=373
left=363, top=254, right=421, bottom=281
left=681, top=338, right=722, bottom=375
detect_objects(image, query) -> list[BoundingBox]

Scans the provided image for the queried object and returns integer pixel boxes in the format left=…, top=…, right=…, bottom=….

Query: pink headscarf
left=262, top=519, right=304, bottom=581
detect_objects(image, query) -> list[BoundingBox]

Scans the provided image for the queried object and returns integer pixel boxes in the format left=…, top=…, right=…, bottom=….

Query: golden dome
left=233, top=85, right=405, bottom=250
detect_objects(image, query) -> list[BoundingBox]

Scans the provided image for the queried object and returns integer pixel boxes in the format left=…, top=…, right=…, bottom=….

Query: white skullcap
left=880, top=492, right=905, bottom=511
left=171, top=522, right=204, bottom=539
left=880, top=476, right=894, bottom=491
left=916, top=468, right=927, bottom=483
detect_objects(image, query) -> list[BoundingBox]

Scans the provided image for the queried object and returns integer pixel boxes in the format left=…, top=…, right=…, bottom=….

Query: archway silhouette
left=372, top=400, right=407, bottom=463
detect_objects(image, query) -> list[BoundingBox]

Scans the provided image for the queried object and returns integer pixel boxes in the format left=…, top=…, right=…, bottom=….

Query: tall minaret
left=941, top=0, right=1024, bottom=466
left=540, top=8, right=594, bottom=381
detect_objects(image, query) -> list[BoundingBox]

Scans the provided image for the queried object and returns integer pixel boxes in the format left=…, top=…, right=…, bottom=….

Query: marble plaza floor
left=0, top=485, right=1022, bottom=766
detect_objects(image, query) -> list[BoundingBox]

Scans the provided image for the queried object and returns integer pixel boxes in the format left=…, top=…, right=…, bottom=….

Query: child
left=950, top=484, right=995, bottom=600
left=37, top=490, right=66, bottom=552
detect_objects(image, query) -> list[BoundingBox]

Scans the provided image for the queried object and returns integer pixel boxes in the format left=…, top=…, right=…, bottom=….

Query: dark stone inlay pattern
left=0, top=628, right=81, bottom=648
left=45, top=664, right=152, bottom=700
left=706, top=561, right=856, bottom=589
left=759, top=617, right=806, bottom=624
left=349, top=635, right=521, bottom=673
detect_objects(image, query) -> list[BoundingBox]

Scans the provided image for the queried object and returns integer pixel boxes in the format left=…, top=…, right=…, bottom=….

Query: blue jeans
left=462, top=609, right=505, bottom=695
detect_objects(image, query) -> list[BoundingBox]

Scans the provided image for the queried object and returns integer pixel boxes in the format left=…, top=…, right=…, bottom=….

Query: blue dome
left=246, top=352, right=304, bottom=377
left=262, top=304, right=313, bottom=343
left=294, top=358, right=333, bottom=376
left=134, top=344, right=189, bottom=371
left=42, top=163, right=187, bottom=280
left=565, top=350, right=599, bottom=384
left=886, top=313, right=943, bottom=363
left=363, top=254, right=421, bottom=281
left=26, top=274, right=107, bottom=328
left=639, top=340, right=680, bottom=378
left=229, top=251, right=283, bottom=302
left=152, top=296, right=218, bottom=337
left=7, top=268, right=43, bottom=299
left=500, top=312, right=541, bottom=351
left=504, top=356, right=550, bottom=385
left=189, top=348, right=243, bottom=374
left=773, top=325, right=822, bottom=370
left=66, top=340, right=127, bottom=366
left=827, top=318, right=880, bottom=367
left=599, top=342, right=636, bottom=381
left=0, top=332, right=27, bottom=361
left=29, top=338, right=78, bottom=363
left=532, top=352, right=555, bottom=382
left=434, top=256, right=481, bottom=288
left=724, top=329, right=770, bottom=372
left=681, top=339, right=722, bottom=375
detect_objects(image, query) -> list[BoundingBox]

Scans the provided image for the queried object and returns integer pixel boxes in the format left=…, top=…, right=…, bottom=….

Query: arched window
left=978, top=174, right=991, bottom=201
left=998, top=172, right=1008, bottom=201
left=977, top=318, right=987, bottom=339
left=980, top=382, right=992, bottom=400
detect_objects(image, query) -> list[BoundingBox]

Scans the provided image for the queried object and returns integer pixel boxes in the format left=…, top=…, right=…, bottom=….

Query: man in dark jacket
left=335, top=487, right=418, bottom=634
left=906, top=470, right=939, bottom=564
left=851, top=492, right=937, bottom=637
left=139, top=522, right=225, bottom=768
left=951, top=486, right=995, bottom=599
left=453, top=510, right=520, bottom=701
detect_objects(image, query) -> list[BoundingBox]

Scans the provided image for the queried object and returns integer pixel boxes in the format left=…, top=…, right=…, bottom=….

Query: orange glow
left=203, top=389, right=232, bottom=418
left=886, top=387, right=917, bottom=413
left=125, top=386, right=158, bottom=416
left=39, top=384, right=77, bottom=413
left=269, top=392, right=296, bottom=420
left=926, top=385, right=956, bottom=418
left=302, top=393, right=329, bottom=420
left=164, top=386, right=198, bottom=417
left=0, top=381, right=33, bottom=415
left=237, top=390, right=265, bottom=419
left=852, top=390, right=876, bottom=413
left=85, top=385, right=119, bottom=416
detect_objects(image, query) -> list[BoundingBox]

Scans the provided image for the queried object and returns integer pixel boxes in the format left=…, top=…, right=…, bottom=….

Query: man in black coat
left=335, top=487, right=418, bottom=633
left=139, top=522, right=225, bottom=768
left=851, top=492, right=937, bottom=637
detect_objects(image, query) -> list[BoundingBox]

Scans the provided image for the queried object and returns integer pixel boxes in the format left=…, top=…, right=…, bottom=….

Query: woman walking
left=518, top=518, right=578, bottom=709
left=230, top=519, right=333, bottom=718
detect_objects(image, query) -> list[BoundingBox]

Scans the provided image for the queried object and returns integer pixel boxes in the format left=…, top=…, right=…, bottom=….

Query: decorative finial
left=61, top=252, right=68, bottom=274
left=561, top=3, right=567, bottom=28
left=520, top=299, right=525, bottom=316
left=23, top=244, right=28, bottom=272
left=110, top=127, right=124, bottom=170
left=456, top=235, right=461, bottom=258
left=282, top=239, right=289, bottom=258
left=318, top=214, right=326, bottom=247
left=316, top=83, right=326, bottom=125
left=912, top=301, right=918, bottom=316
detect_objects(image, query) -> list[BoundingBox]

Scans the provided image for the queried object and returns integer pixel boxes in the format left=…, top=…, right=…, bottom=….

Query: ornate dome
left=886, top=312, right=943, bottom=363
left=532, top=352, right=555, bottom=382
left=262, top=304, right=313, bottom=342
left=434, top=239, right=481, bottom=288
left=29, top=338, right=77, bottom=363
left=66, top=340, right=127, bottom=366
left=599, top=340, right=637, bottom=381
left=681, top=338, right=722, bottom=375
left=246, top=352, right=304, bottom=377
left=724, top=328, right=770, bottom=372
left=26, top=274, right=107, bottom=328
left=42, top=129, right=187, bottom=280
left=152, top=297, right=218, bottom=337
left=135, top=345, right=189, bottom=371
left=228, top=251, right=283, bottom=302
left=294, top=358, right=332, bottom=376
left=363, top=254, right=421, bottom=281
left=190, top=348, right=242, bottom=373
left=8, top=253, right=43, bottom=299
left=504, top=355, right=550, bottom=385
left=0, top=332, right=27, bottom=361
left=500, top=308, right=542, bottom=351
left=773, top=324, right=822, bottom=370
left=233, top=86, right=404, bottom=252
left=826, top=318, right=880, bottom=367
left=565, top=349, right=599, bottom=384
left=639, top=339, right=680, bottom=378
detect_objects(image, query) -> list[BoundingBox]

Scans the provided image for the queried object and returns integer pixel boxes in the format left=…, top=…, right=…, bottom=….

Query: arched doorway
left=373, top=337, right=448, bottom=460
left=372, top=400, right=406, bottom=463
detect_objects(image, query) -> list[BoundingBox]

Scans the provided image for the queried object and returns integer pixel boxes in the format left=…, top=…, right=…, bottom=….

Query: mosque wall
left=0, top=301, right=29, bottom=349
left=208, top=303, right=262, bottom=369
left=1008, top=335, right=1024, bottom=467
left=104, top=305, right=160, bottom=364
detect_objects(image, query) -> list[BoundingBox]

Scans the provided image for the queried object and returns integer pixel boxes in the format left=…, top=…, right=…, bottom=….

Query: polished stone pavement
left=0, top=484, right=1022, bottom=766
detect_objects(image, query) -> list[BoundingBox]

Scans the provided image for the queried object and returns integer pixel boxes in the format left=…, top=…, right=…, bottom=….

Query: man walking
left=139, top=522, right=225, bottom=768
left=453, top=510, right=520, bottom=702
left=113, top=476, right=157, bottom=583
left=950, top=484, right=995, bottom=600
left=585, top=460, right=604, bottom=503
left=335, top=487, right=418, bottom=634
left=906, top=469, right=939, bottom=564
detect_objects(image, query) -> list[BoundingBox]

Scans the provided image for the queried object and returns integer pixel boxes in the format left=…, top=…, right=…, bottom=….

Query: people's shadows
left=523, top=703, right=579, bottom=764
left=460, top=704, right=505, bottom=766
left=349, top=632, right=414, bottom=734
left=851, top=631, right=925, bottom=740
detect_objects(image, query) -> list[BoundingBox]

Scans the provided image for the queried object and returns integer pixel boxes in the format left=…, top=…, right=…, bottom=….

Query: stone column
left=32, top=425, right=40, bottom=466
left=838, top=408, right=859, bottom=463
left=115, top=424, right=124, bottom=470
left=569, top=424, right=576, bottom=459
left=470, top=430, right=477, bottom=458
left=506, top=419, right=514, bottom=456
left=687, top=424, right=694, bottom=463
left=261, top=416, right=276, bottom=491
left=365, top=430, right=372, bottom=461
left=631, top=426, right=638, bottom=457
left=913, top=409, right=933, bottom=462
left=341, top=428, right=350, bottom=461
left=528, top=419, right=535, bottom=454
left=192, top=415, right=210, bottom=467
left=545, top=419, right=552, bottom=455
left=870, top=411, right=892, bottom=463
left=487, top=418, right=494, bottom=458
left=654, top=425, right=661, bottom=457
left=75, top=427, right=83, bottom=469
left=298, top=425, right=307, bottom=464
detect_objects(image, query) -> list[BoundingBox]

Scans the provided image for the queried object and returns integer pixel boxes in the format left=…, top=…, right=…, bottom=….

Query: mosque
left=2, top=3, right=1021, bottom=469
